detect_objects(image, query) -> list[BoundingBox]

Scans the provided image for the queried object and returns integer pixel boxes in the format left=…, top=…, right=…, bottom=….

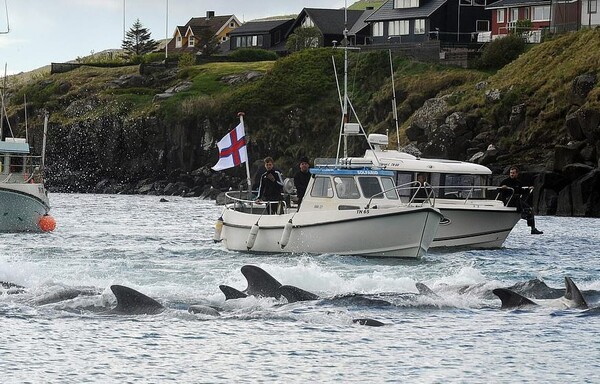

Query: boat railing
left=365, top=181, right=435, bottom=209
left=0, top=153, right=45, bottom=183
left=422, top=185, right=516, bottom=206
left=223, top=190, right=290, bottom=215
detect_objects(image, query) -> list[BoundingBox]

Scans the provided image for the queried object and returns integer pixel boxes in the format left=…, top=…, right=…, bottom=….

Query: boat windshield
left=333, top=176, right=360, bottom=199
left=310, top=176, right=334, bottom=198
left=358, top=176, right=384, bottom=199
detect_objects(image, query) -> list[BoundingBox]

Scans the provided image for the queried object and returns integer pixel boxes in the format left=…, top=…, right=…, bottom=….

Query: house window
left=523, top=8, right=529, bottom=20
left=274, top=30, right=281, bottom=44
left=510, top=8, right=519, bottom=21
left=532, top=5, right=550, bottom=21
left=588, top=0, right=597, bottom=13
left=176, top=36, right=182, bottom=48
left=388, top=20, right=409, bottom=35
left=373, top=22, right=384, bottom=37
left=230, top=22, right=235, bottom=28
left=222, top=36, right=227, bottom=42
left=476, top=20, right=490, bottom=31
left=302, top=16, right=314, bottom=28
left=497, top=9, right=505, bottom=23
left=394, top=0, right=419, bottom=8
left=188, top=37, right=195, bottom=47
left=414, top=19, right=425, bottom=34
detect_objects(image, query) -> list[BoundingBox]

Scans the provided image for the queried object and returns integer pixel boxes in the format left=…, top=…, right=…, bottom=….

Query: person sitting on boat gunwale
left=256, top=156, right=284, bottom=214
left=499, top=165, right=543, bottom=235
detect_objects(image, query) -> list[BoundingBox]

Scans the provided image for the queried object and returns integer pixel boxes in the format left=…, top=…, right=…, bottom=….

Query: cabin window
left=532, top=5, right=550, bottom=21
left=302, top=16, right=314, bottom=28
left=394, top=0, right=419, bottom=8
left=414, top=19, right=425, bottom=34
left=381, top=177, right=399, bottom=200
left=497, top=9, right=505, bottom=23
left=389, top=20, right=409, bottom=36
left=373, top=22, right=384, bottom=37
left=476, top=20, right=490, bottom=32
left=510, top=8, right=519, bottom=21
left=439, top=174, right=487, bottom=199
left=311, top=176, right=334, bottom=198
left=333, top=177, right=360, bottom=199
left=358, top=177, right=384, bottom=199
left=395, top=172, right=413, bottom=198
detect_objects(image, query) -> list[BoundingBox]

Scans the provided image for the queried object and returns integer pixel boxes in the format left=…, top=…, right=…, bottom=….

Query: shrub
left=480, top=35, right=526, bottom=69
left=229, top=49, right=278, bottom=62
left=178, top=53, right=196, bottom=68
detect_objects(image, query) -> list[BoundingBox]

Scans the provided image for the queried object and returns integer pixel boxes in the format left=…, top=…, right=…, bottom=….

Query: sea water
left=1, top=193, right=600, bottom=383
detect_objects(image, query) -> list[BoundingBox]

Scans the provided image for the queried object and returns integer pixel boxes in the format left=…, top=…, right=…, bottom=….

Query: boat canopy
left=0, top=138, right=30, bottom=154
left=363, top=149, right=492, bottom=175
left=310, top=168, right=395, bottom=177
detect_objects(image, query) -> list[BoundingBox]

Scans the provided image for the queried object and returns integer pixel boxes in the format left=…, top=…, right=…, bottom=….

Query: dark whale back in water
left=110, top=285, right=165, bottom=315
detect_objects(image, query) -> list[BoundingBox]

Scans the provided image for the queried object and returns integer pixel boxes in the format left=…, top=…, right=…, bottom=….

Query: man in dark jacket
left=293, top=156, right=311, bottom=207
left=499, top=166, right=543, bottom=234
left=256, top=157, right=284, bottom=214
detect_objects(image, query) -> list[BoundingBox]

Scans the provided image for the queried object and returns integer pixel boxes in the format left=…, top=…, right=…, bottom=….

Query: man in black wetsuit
left=256, top=157, right=284, bottom=214
left=499, top=166, right=543, bottom=235
left=293, top=156, right=311, bottom=207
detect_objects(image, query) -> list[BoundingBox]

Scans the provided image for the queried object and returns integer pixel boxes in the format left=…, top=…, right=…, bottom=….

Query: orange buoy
left=39, top=214, right=57, bottom=232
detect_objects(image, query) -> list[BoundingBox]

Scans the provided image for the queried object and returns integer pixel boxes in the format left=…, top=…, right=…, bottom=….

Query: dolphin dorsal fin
left=110, top=285, right=164, bottom=315
left=278, top=285, right=319, bottom=303
left=415, top=282, right=437, bottom=296
left=241, top=265, right=283, bottom=298
left=219, top=284, right=248, bottom=300
left=493, top=288, right=537, bottom=309
left=564, top=277, right=588, bottom=309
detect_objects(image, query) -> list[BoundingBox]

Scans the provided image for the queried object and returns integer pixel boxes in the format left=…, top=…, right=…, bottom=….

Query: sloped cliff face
left=4, top=32, right=600, bottom=216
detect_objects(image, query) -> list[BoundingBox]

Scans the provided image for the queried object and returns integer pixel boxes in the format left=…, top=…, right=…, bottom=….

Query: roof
left=230, top=19, right=294, bottom=35
left=302, top=8, right=365, bottom=35
left=185, top=15, right=236, bottom=34
left=0, top=139, right=30, bottom=154
left=486, top=0, right=549, bottom=9
left=348, top=9, right=378, bottom=35
left=365, top=0, right=449, bottom=21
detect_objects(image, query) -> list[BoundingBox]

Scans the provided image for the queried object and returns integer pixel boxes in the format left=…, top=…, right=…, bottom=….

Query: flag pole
left=238, top=112, right=252, bottom=193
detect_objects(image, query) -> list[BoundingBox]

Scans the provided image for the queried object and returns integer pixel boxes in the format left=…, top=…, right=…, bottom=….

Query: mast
left=41, top=111, right=48, bottom=169
left=342, top=5, right=349, bottom=158
left=0, top=62, right=6, bottom=140
left=389, top=50, right=400, bottom=150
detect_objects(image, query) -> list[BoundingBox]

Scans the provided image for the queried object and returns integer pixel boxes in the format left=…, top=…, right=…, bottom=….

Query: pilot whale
left=110, top=285, right=220, bottom=316
left=493, top=277, right=588, bottom=309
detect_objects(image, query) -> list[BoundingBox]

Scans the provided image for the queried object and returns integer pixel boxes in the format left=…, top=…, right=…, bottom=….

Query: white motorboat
left=218, top=167, right=442, bottom=258
left=355, top=133, right=521, bottom=248
left=0, top=137, right=52, bottom=232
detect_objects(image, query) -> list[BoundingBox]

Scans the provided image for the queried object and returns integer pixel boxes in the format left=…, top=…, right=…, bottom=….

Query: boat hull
left=0, top=183, right=50, bottom=232
left=221, top=206, right=441, bottom=258
left=432, top=204, right=521, bottom=248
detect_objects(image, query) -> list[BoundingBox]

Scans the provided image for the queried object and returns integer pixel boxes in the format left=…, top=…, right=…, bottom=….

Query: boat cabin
left=361, top=134, right=498, bottom=202
left=0, top=138, right=41, bottom=183
left=299, top=167, right=424, bottom=212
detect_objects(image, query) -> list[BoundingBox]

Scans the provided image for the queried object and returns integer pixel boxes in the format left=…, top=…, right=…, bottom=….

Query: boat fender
left=246, top=223, right=259, bottom=250
left=279, top=219, right=293, bottom=249
left=212, top=216, right=223, bottom=243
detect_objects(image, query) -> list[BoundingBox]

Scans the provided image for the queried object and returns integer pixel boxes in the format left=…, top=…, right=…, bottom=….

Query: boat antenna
left=0, top=0, right=9, bottom=34
left=24, top=94, right=28, bottom=143
left=342, top=3, right=349, bottom=159
left=41, top=110, right=48, bottom=169
left=389, top=49, right=400, bottom=150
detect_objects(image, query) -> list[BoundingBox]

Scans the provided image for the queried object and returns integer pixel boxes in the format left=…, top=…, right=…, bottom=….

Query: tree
left=285, top=27, right=323, bottom=53
left=196, top=27, right=220, bottom=56
left=122, top=19, right=159, bottom=59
